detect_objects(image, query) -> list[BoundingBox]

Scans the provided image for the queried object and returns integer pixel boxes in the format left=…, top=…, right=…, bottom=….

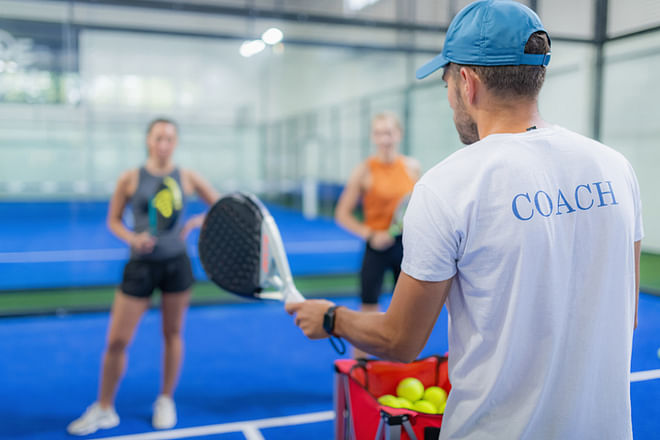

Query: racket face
left=198, top=193, right=265, bottom=297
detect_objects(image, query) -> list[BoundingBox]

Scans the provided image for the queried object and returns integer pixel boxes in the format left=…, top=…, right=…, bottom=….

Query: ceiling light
left=261, top=28, right=283, bottom=45
left=240, top=39, right=265, bottom=57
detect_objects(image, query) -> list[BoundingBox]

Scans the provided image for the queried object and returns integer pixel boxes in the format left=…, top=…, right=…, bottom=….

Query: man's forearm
left=286, top=273, right=450, bottom=364
left=334, top=307, right=415, bottom=362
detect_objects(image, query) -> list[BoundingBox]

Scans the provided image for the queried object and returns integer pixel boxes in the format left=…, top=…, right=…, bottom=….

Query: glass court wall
left=1, top=0, right=659, bottom=297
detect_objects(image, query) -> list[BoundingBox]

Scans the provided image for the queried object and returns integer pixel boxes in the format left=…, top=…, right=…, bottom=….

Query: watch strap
left=323, top=305, right=340, bottom=335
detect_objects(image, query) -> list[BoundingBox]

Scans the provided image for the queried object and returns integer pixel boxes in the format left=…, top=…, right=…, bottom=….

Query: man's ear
left=459, top=67, right=480, bottom=106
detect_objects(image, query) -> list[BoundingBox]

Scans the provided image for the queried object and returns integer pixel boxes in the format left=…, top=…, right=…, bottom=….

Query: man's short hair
left=448, top=31, right=550, bottom=99
left=146, top=117, right=178, bottom=135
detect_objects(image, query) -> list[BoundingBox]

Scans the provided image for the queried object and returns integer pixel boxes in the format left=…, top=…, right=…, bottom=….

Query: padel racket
left=149, top=176, right=183, bottom=236
left=198, top=192, right=345, bottom=353
left=388, top=192, right=411, bottom=237
left=198, top=192, right=303, bottom=302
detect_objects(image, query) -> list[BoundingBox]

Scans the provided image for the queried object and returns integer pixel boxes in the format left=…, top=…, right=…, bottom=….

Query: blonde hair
left=371, top=111, right=402, bottom=133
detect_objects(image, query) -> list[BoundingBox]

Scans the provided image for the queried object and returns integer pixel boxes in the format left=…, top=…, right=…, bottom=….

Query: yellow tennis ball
left=396, top=397, right=415, bottom=410
left=423, top=386, right=448, bottom=410
left=413, top=400, right=437, bottom=414
left=437, top=400, right=447, bottom=414
left=378, top=394, right=401, bottom=408
left=396, top=377, right=424, bottom=402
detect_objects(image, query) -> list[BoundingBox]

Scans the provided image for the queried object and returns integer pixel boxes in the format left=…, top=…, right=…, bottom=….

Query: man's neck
left=475, top=99, right=546, bottom=140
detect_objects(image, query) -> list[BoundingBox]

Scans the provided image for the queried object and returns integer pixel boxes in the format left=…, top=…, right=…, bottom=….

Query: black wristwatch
left=323, top=305, right=340, bottom=335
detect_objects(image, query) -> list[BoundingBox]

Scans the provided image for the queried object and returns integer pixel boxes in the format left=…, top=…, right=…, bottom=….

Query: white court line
left=284, top=240, right=362, bottom=254
left=98, top=410, right=334, bottom=440
left=631, top=369, right=660, bottom=382
left=0, top=240, right=361, bottom=264
left=74, top=371, right=660, bottom=440
left=94, top=371, right=658, bottom=440
left=242, top=425, right=266, bottom=440
left=0, top=248, right=129, bottom=263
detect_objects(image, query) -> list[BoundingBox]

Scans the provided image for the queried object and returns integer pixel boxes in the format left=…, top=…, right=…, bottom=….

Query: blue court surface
left=1, top=293, right=659, bottom=439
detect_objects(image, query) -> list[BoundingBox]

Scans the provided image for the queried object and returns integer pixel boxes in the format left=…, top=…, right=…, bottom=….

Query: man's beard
left=453, top=90, right=480, bottom=145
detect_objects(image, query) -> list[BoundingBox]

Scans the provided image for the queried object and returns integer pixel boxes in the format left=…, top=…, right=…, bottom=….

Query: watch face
left=323, top=306, right=335, bottom=334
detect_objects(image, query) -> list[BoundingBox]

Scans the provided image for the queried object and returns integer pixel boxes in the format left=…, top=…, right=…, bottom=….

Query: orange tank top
left=363, top=156, right=416, bottom=231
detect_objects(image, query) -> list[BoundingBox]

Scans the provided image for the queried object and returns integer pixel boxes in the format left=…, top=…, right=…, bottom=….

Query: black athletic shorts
left=360, top=235, right=403, bottom=305
left=120, top=253, right=194, bottom=298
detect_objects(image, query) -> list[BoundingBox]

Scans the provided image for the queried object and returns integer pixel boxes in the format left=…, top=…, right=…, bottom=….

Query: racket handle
left=388, top=223, right=403, bottom=237
left=284, top=286, right=305, bottom=303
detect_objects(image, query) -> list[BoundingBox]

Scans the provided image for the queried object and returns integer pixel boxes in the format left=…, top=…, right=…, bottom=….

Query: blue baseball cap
left=416, top=0, right=551, bottom=80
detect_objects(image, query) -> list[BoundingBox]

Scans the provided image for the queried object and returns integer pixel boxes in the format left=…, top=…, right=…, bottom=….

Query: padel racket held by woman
left=198, top=192, right=345, bottom=354
left=388, top=192, right=411, bottom=237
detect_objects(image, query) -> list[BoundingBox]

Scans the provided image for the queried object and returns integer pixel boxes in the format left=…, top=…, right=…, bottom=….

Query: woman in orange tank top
left=335, top=112, right=420, bottom=359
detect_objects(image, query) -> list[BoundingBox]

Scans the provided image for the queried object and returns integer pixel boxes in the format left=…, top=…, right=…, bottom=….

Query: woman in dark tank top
left=67, top=118, right=220, bottom=436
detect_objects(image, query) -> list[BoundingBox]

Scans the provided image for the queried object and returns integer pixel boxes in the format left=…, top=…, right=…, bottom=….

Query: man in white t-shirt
left=286, top=0, right=643, bottom=438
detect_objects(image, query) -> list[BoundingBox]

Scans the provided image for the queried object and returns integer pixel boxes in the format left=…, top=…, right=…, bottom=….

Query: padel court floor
left=1, top=292, right=659, bottom=440
left=1, top=200, right=660, bottom=438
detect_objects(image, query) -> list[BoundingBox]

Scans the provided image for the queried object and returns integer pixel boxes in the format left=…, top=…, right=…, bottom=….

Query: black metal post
left=593, top=0, right=608, bottom=141
left=529, top=0, right=539, bottom=13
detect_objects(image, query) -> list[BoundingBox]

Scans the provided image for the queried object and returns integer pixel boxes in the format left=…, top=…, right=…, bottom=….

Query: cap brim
left=416, top=53, right=449, bottom=80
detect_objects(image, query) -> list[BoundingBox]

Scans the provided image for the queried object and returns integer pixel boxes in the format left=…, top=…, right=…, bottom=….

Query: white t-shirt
left=402, top=126, right=643, bottom=440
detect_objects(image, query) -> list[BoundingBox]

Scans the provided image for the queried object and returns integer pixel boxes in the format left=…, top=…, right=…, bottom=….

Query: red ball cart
left=334, top=355, right=451, bottom=440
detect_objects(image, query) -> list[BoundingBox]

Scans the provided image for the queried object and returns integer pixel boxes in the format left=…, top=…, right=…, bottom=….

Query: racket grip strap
left=329, top=335, right=346, bottom=355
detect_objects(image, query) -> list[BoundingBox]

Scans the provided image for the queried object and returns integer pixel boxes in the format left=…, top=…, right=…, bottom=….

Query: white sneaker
left=152, top=395, right=177, bottom=430
left=67, top=402, right=119, bottom=436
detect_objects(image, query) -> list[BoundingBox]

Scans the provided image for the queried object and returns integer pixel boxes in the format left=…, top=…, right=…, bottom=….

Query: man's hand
left=130, top=231, right=156, bottom=254
left=369, top=231, right=395, bottom=250
left=287, top=274, right=452, bottom=362
left=285, top=299, right=336, bottom=339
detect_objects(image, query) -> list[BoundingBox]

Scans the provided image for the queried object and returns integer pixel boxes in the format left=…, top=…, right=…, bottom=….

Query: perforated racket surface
left=198, top=193, right=264, bottom=297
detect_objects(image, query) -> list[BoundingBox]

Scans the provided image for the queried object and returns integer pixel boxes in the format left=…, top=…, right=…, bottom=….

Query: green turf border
left=1, top=250, right=658, bottom=317
left=0, top=274, right=396, bottom=318
left=640, top=252, right=660, bottom=296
